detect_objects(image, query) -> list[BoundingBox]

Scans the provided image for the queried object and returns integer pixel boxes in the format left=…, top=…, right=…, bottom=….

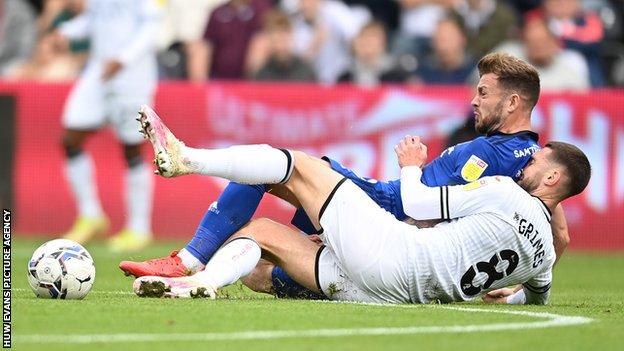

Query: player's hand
left=48, top=30, right=70, bottom=53
left=395, top=135, right=427, bottom=168
left=102, top=60, right=124, bottom=81
left=482, top=287, right=516, bottom=304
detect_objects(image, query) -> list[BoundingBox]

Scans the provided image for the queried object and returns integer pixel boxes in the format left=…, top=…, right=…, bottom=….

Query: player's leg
left=240, top=258, right=275, bottom=294
left=134, top=218, right=321, bottom=298
left=107, top=101, right=154, bottom=252
left=62, top=71, right=109, bottom=244
left=238, top=218, right=320, bottom=292
left=107, top=142, right=154, bottom=251
left=118, top=182, right=285, bottom=277
left=119, top=179, right=313, bottom=280
left=138, top=105, right=295, bottom=183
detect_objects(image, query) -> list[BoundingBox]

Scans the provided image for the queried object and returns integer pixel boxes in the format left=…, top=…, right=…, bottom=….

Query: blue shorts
left=291, top=157, right=408, bottom=234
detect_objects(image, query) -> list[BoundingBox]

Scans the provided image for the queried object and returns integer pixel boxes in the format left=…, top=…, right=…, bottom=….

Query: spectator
left=495, top=18, right=590, bottom=91
left=5, top=31, right=82, bottom=80
left=392, top=0, right=446, bottom=61
left=338, top=20, right=406, bottom=86
left=191, top=0, right=272, bottom=81
left=413, top=18, right=476, bottom=85
left=0, top=0, right=36, bottom=76
left=341, top=0, right=400, bottom=32
left=451, top=0, right=518, bottom=58
left=526, top=0, right=606, bottom=86
left=504, top=0, right=541, bottom=16
left=250, top=9, right=316, bottom=81
left=158, top=0, right=227, bottom=79
left=290, top=0, right=369, bottom=84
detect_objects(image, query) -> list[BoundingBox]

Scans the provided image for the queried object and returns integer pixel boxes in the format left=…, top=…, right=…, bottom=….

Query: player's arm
left=510, top=272, right=553, bottom=305
left=57, top=12, right=91, bottom=41
left=397, top=135, right=506, bottom=221
left=395, top=135, right=438, bottom=220
left=483, top=270, right=552, bottom=305
left=551, top=204, right=570, bottom=264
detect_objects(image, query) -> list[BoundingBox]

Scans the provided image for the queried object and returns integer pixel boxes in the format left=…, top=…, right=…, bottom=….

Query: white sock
left=193, top=237, right=261, bottom=289
left=65, top=153, right=103, bottom=218
left=183, top=145, right=293, bottom=184
left=125, top=161, right=153, bottom=235
left=177, top=248, right=205, bottom=273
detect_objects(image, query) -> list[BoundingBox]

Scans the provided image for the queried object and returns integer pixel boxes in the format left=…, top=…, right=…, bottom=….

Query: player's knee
left=241, top=218, right=283, bottom=257
left=62, top=134, right=83, bottom=158
left=247, top=217, right=277, bottom=231
left=291, top=150, right=311, bottom=164
left=123, top=144, right=143, bottom=168
left=243, top=218, right=276, bottom=242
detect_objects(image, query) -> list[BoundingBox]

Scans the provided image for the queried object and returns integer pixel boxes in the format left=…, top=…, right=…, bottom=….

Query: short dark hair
left=545, top=141, right=591, bottom=199
left=359, top=20, right=386, bottom=36
left=477, top=52, right=541, bottom=110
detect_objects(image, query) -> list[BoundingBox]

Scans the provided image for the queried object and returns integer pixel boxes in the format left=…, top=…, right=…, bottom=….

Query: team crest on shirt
left=460, top=155, right=488, bottom=182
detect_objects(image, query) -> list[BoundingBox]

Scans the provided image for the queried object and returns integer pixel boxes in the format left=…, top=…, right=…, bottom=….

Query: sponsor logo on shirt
left=463, top=178, right=488, bottom=191
left=462, top=176, right=502, bottom=191
left=460, top=155, right=488, bottom=182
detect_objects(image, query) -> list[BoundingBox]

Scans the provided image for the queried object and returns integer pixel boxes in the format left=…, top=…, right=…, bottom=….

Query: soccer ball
left=27, top=239, right=96, bottom=299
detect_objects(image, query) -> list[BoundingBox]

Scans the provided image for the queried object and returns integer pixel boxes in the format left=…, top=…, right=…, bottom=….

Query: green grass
left=11, top=238, right=624, bottom=351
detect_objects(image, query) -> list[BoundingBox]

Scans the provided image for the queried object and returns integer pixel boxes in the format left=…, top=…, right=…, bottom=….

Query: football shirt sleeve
left=522, top=270, right=552, bottom=305
left=507, top=270, right=552, bottom=305
left=401, top=166, right=510, bottom=221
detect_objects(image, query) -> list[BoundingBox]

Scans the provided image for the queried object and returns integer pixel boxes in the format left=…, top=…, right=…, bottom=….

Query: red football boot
left=119, top=250, right=191, bottom=278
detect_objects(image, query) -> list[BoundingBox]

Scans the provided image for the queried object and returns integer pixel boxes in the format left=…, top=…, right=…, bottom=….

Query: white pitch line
left=13, top=288, right=133, bottom=296
left=14, top=305, right=593, bottom=344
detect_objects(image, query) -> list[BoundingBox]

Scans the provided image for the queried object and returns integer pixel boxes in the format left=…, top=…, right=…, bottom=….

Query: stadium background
left=1, top=0, right=623, bottom=249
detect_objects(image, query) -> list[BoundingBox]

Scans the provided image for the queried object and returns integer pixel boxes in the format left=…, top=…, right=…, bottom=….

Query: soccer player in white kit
left=57, top=0, right=162, bottom=251
left=131, top=106, right=591, bottom=304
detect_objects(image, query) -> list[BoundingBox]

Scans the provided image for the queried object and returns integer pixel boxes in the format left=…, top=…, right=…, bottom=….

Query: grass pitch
left=11, top=238, right=624, bottom=351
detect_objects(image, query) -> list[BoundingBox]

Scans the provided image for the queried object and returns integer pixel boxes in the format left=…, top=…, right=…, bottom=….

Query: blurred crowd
left=1, top=0, right=623, bottom=90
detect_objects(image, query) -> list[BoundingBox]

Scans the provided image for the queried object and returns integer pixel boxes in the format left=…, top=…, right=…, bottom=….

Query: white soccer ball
left=27, top=239, right=96, bottom=299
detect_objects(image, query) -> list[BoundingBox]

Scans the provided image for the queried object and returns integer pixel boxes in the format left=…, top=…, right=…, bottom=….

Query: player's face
left=517, top=148, right=553, bottom=193
left=471, top=73, right=508, bottom=135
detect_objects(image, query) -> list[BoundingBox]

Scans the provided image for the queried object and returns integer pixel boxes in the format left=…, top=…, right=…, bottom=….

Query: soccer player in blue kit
left=120, top=52, right=570, bottom=298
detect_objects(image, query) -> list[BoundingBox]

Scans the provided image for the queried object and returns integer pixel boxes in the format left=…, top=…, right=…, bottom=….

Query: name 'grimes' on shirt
left=515, top=213, right=547, bottom=268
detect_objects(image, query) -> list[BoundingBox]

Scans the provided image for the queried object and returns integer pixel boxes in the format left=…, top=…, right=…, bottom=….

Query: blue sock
left=184, top=182, right=266, bottom=264
left=271, top=266, right=326, bottom=299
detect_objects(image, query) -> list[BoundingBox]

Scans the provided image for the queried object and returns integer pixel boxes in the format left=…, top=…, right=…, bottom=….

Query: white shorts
left=316, top=179, right=419, bottom=304
left=62, top=64, right=154, bottom=145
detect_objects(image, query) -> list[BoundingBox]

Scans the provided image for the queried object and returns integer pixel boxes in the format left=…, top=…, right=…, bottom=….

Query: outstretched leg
left=133, top=218, right=321, bottom=298
left=138, top=105, right=342, bottom=230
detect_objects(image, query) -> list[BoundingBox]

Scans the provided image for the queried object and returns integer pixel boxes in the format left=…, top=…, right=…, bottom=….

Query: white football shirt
left=401, top=166, right=555, bottom=304
left=59, top=0, right=162, bottom=93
